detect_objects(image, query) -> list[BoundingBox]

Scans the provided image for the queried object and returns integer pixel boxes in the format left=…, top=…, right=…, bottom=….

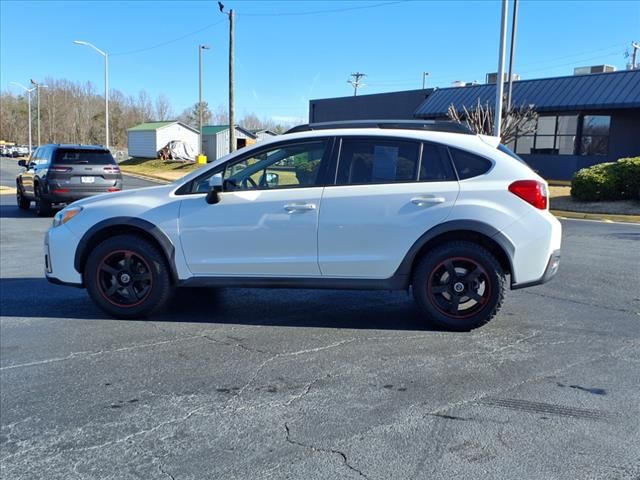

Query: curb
left=551, top=210, right=640, bottom=224
left=120, top=169, right=172, bottom=184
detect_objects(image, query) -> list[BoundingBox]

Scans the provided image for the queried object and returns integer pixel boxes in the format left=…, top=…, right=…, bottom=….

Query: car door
left=318, top=137, right=460, bottom=278
left=179, top=138, right=333, bottom=277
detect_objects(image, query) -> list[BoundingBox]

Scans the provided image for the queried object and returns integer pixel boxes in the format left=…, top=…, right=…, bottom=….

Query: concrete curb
left=120, top=169, right=172, bottom=184
left=551, top=210, right=640, bottom=224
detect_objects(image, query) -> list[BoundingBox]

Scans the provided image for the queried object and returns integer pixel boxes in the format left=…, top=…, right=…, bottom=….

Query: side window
left=222, top=140, right=327, bottom=191
left=36, top=147, right=51, bottom=166
left=449, top=148, right=492, bottom=180
left=419, top=143, right=456, bottom=182
left=336, top=138, right=419, bottom=185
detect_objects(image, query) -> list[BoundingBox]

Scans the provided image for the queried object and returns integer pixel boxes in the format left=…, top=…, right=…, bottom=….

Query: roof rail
left=285, top=120, right=474, bottom=135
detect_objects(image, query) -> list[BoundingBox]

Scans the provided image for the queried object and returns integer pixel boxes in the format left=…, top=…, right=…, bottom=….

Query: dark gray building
left=309, top=89, right=431, bottom=123
left=309, top=70, right=640, bottom=180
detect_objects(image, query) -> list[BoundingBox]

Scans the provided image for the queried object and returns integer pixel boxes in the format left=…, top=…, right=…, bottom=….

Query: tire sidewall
left=412, top=242, right=505, bottom=331
left=85, top=235, right=171, bottom=319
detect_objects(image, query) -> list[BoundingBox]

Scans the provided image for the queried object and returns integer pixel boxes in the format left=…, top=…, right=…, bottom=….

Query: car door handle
left=284, top=203, right=317, bottom=213
left=411, top=196, right=446, bottom=206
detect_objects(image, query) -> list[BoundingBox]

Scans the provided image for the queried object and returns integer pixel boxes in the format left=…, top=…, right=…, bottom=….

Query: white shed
left=252, top=129, right=278, bottom=142
left=127, top=121, right=200, bottom=158
left=202, top=125, right=258, bottom=161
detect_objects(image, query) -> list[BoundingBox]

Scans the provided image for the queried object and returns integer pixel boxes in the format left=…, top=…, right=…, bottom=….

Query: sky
left=1, top=0, right=638, bottom=124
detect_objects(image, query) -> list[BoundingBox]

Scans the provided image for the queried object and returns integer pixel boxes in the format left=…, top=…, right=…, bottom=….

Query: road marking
left=0, top=185, right=17, bottom=195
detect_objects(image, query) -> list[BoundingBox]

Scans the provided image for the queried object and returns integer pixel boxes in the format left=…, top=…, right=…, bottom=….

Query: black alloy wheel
left=34, top=184, right=52, bottom=217
left=412, top=241, right=505, bottom=331
left=85, top=234, right=172, bottom=319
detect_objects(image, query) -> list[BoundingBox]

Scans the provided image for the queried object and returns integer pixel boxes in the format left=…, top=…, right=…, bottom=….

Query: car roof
left=41, top=144, right=109, bottom=150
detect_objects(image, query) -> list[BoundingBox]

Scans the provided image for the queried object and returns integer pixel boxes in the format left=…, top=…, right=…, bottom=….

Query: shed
left=202, top=125, right=258, bottom=161
left=127, top=121, right=200, bottom=158
left=251, top=129, right=278, bottom=142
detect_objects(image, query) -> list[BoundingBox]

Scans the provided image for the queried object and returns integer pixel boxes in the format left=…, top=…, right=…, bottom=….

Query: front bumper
left=512, top=250, right=561, bottom=290
left=44, top=225, right=84, bottom=287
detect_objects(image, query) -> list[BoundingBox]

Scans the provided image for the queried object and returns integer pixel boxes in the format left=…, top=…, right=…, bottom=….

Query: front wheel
left=85, top=235, right=172, bottom=319
left=412, top=241, right=505, bottom=331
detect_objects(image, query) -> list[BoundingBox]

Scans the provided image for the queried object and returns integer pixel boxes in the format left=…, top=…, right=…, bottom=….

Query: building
left=251, top=129, right=278, bottom=141
left=202, top=125, right=258, bottom=161
left=309, top=69, right=640, bottom=180
left=127, top=121, right=200, bottom=159
left=309, top=89, right=431, bottom=124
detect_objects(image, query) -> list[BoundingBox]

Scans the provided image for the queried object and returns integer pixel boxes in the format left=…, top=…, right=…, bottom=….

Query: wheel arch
left=74, top=217, right=178, bottom=284
left=397, top=220, right=515, bottom=286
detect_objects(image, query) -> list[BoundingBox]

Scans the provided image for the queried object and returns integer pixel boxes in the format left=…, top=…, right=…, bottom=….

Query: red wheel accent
left=96, top=250, right=153, bottom=308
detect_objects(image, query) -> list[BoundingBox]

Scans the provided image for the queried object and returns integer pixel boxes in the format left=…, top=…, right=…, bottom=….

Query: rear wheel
left=34, top=184, right=52, bottom=217
left=16, top=185, right=30, bottom=210
left=85, top=235, right=172, bottom=319
left=412, top=241, right=505, bottom=331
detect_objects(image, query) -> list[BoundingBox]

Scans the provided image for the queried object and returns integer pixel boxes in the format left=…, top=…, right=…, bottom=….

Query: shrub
left=571, top=157, right=640, bottom=201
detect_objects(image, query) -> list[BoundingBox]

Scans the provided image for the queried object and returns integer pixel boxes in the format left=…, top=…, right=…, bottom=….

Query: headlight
left=52, top=207, right=83, bottom=228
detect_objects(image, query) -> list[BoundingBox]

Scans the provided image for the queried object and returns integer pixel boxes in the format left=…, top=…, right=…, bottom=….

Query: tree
left=179, top=101, right=212, bottom=129
left=155, top=94, right=174, bottom=121
left=447, top=100, right=538, bottom=145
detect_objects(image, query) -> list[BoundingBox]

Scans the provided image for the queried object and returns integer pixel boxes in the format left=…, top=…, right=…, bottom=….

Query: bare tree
left=447, top=100, right=538, bottom=145
left=155, top=94, right=174, bottom=121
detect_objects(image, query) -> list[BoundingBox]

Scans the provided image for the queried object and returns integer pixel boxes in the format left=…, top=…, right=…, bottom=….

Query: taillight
left=50, top=166, right=72, bottom=173
left=508, top=180, right=548, bottom=210
left=103, top=165, right=120, bottom=173
left=107, top=187, right=121, bottom=192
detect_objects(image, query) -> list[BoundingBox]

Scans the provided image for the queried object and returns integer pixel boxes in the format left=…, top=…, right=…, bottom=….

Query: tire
left=84, top=234, right=172, bottom=319
left=412, top=241, right=505, bottom=331
left=34, top=184, right=52, bottom=217
left=16, top=184, right=30, bottom=210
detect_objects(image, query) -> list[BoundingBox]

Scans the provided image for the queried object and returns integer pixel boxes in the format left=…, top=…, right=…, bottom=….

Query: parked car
left=45, top=121, right=561, bottom=330
left=16, top=144, right=123, bottom=216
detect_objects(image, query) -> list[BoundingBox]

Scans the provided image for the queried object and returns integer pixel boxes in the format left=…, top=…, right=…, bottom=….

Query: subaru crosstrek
left=45, top=121, right=561, bottom=330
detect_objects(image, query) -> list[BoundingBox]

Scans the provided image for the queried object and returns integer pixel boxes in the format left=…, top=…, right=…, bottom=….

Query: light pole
left=30, top=79, right=48, bottom=146
left=199, top=44, right=210, bottom=156
left=422, top=72, right=430, bottom=90
left=11, top=82, right=35, bottom=152
left=74, top=40, right=109, bottom=149
left=494, top=0, right=509, bottom=138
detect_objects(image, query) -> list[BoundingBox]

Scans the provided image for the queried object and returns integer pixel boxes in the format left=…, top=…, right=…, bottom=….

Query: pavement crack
left=201, top=335, right=271, bottom=354
left=284, top=423, right=370, bottom=480
left=0, top=336, right=203, bottom=371
left=522, top=290, right=635, bottom=315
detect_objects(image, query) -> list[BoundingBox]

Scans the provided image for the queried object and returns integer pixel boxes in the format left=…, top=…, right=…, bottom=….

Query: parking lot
left=1, top=156, right=639, bottom=479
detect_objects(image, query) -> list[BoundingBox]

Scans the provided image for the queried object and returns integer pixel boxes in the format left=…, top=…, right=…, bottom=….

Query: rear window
left=449, top=148, right=492, bottom=180
left=53, top=149, right=115, bottom=165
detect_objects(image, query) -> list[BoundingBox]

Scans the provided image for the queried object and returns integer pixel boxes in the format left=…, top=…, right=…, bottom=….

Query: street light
left=30, top=79, right=48, bottom=147
left=422, top=72, right=430, bottom=90
left=74, top=40, right=109, bottom=149
left=199, top=44, right=211, bottom=156
left=11, top=82, right=36, bottom=153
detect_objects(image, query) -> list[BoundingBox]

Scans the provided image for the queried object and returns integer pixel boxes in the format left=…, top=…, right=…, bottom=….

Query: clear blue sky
left=1, top=0, right=638, bottom=124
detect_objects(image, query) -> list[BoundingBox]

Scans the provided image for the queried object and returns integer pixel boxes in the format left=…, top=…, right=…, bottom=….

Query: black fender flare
left=74, top=217, right=178, bottom=282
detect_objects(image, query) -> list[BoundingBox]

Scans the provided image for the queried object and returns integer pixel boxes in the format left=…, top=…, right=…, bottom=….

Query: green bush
left=571, top=157, right=640, bottom=201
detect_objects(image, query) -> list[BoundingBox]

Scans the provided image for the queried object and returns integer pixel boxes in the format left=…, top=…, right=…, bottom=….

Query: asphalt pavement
left=1, top=156, right=639, bottom=480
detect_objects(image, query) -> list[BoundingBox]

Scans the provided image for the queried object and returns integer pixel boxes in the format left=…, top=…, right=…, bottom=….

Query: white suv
left=45, top=121, right=561, bottom=330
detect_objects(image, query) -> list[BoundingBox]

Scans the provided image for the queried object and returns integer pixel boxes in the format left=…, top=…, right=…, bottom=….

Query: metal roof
left=128, top=121, right=176, bottom=131
left=202, top=125, right=257, bottom=138
left=414, top=70, right=640, bottom=118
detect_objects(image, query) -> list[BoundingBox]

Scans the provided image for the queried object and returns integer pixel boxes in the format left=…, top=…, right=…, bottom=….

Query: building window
left=514, top=115, right=578, bottom=155
left=579, top=115, right=610, bottom=156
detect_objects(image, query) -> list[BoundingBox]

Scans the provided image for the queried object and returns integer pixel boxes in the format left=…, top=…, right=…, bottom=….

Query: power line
left=348, top=72, right=367, bottom=96
left=111, top=19, right=226, bottom=56
left=239, top=1, right=405, bottom=17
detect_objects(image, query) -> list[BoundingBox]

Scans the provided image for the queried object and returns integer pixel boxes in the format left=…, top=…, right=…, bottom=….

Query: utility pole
left=199, top=44, right=210, bottom=156
left=632, top=42, right=640, bottom=69
left=219, top=2, right=236, bottom=153
left=348, top=72, right=366, bottom=96
left=422, top=72, right=430, bottom=90
left=506, top=0, right=519, bottom=111
left=494, top=0, right=508, bottom=138
left=30, top=79, right=48, bottom=146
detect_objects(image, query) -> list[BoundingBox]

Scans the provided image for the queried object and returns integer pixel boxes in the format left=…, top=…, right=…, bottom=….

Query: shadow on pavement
left=0, top=277, right=436, bottom=332
left=0, top=204, right=36, bottom=219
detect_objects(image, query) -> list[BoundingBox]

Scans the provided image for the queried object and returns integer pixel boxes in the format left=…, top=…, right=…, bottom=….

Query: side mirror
left=206, top=173, right=223, bottom=205
left=18, top=160, right=27, bottom=167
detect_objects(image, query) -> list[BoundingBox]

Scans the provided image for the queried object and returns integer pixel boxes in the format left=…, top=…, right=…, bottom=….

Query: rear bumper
left=511, top=250, right=561, bottom=289
left=43, top=189, right=122, bottom=203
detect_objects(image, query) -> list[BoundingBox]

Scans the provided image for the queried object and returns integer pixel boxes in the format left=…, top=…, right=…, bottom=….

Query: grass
left=119, top=157, right=204, bottom=181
